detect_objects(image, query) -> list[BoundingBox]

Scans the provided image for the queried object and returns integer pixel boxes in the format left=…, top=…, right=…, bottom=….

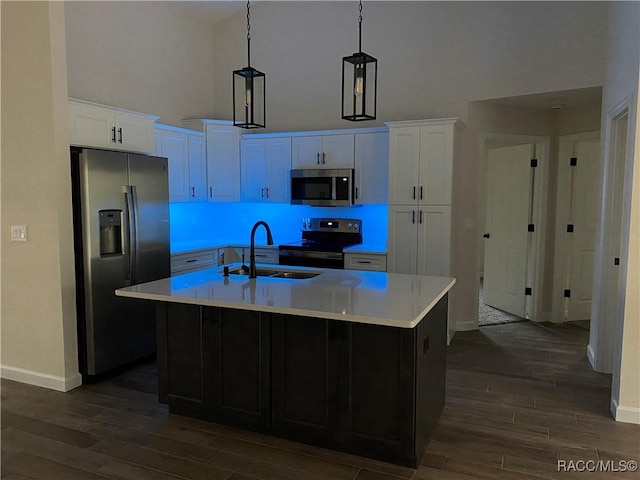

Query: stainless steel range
left=278, top=217, right=362, bottom=269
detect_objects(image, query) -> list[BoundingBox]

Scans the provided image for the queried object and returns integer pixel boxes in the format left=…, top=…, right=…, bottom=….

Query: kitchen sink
left=223, top=266, right=321, bottom=279
left=270, top=271, right=320, bottom=279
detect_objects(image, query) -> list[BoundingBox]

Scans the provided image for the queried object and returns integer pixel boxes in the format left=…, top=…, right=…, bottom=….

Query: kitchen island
left=116, top=265, right=455, bottom=467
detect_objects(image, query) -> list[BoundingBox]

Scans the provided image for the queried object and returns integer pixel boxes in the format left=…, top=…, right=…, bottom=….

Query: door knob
left=483, top=233, right=491, bottom=238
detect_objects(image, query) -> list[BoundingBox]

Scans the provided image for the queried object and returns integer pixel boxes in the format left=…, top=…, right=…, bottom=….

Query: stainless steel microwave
left=290, top=169, right=354, bottom=206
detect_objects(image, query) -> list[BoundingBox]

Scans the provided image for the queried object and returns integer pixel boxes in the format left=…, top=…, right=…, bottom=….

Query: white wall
left=594, top=0, right=640, bottom=423
left=64, top=1, right=217, bottom=126
left=209, top=1, right=607, bottom=130
left=1, top=1, right=80, bottom=391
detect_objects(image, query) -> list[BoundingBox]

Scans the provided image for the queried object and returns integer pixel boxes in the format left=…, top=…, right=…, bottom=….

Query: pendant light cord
left=246, top=0, right=251, bottom=67
left=358, top=1, right=363, bottom=53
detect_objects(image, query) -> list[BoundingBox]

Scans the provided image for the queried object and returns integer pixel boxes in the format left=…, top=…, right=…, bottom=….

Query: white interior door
left=567, top=140, right=601, bottom=320
left=483, top=144, right=532, bottom=317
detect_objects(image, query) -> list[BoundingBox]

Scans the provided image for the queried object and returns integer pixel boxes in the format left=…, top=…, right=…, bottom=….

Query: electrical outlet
left=10, top=225, right=28, bottom=242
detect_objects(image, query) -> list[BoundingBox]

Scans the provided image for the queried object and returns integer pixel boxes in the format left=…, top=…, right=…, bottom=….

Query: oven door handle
left=279, top=250, right=344, bottom=260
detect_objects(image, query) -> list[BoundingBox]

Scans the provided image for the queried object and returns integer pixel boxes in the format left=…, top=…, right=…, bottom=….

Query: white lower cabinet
left=387, top=205, right=451, bottom=276
left=171, top=249, right=218, bottom=275
left=243, top=247, right=279, bottom=264
left=344, top=253, right=387, bottom=272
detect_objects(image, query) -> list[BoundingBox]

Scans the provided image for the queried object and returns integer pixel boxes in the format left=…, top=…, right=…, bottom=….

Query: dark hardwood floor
left=2, top=321, right=639, bottom=479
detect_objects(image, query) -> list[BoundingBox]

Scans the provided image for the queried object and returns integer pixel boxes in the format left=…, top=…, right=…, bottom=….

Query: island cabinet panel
left=204, top=307, right=271, bottom=429
left=154, top=293, right=449, bottom=467
left=337, top=322, right=416, bottom=463
left=271, top=315, right=339, bottom=443
left=156, top=303, right=205, bottom=410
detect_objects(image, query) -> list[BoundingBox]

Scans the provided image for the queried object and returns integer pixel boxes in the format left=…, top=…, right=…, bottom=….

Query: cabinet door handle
left=357, top=260, right=372, bottom=264
left=317, top=153, right=320, bottom=165
left=419, top=210, right=423, bottom=224
left=412, top=210, right=416, bottom=224
left=355, top=187, right=359, bottom=199
left=118, top=128, right=123, bottom=143
left=191, top=186, right=195, bottom=198
left=420, top=186, right=423, bottom=200
left=413, top=186, right=416, bottom=200
left=186, top=259, right=198, bottom=263
left=423, top=335, right=430, bottom=353
left=111, top=127, right=116, bottom=143
left=261, top=187, right=264, bottom=198
left=209, top=186, right=213, bottom=198
left=266, top=187, right=269, bottom=198
left=322, top=152, right=326, bottom=165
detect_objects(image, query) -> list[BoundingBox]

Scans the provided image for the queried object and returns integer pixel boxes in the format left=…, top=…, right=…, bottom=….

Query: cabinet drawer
left=171, top=251, right=217, bottom=274
left=243, top=248, right=279, bottom=264
left=344, top=253, right=387, bottom=272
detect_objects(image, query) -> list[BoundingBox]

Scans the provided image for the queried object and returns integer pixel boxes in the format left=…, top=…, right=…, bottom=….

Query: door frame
left=589, top=93, right=635, bottom=376
left=478, top=133, right=551, bottom=324
left=551, top=131, right=600, bottom=323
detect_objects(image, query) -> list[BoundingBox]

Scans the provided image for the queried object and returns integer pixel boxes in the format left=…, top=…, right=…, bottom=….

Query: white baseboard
left=587, top=344, right=597, bottom=370
left=611, top=398, right=640, bottom=424
left=1, top=364, right=82, bottom=392
left=455, top=320, right=478, bottom=332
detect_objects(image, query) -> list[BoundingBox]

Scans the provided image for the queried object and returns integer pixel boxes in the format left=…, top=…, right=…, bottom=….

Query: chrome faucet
left=249, top=221, right=274, bottom=278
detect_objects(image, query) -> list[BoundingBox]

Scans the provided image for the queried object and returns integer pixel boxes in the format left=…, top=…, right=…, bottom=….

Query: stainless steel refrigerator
left=71, top=147, right=170, bottom=377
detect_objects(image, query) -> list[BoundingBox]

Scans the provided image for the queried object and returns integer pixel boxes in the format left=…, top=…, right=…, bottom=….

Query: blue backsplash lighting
left=170, top=202, right=388, bottom=248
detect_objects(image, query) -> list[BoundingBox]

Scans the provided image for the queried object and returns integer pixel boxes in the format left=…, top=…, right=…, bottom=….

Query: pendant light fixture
left=233, top=0, right=265, bottom=128
left=342, top=0, right=377, bottom=121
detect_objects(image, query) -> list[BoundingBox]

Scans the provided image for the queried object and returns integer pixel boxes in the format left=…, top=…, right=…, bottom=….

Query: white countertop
left=116, top=264, right=455, bottom=329
left=343, top=244, right=387, bottom=254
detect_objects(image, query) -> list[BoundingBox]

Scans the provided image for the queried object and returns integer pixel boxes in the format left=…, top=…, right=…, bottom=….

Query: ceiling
left=480, top=86, right=603, bottom=110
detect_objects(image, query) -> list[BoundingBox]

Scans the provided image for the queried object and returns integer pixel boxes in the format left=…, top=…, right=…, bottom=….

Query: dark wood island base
left=155, top=294, right=448, bottom=467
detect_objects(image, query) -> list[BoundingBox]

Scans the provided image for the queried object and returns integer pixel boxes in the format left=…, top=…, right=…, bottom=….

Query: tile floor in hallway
left=2, top=321, right=639, bottom=479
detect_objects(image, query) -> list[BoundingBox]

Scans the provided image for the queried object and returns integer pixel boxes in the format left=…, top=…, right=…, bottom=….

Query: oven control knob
left=347, top=223, right=353, bottom=229
left=353, top=223, right=359, bottom=230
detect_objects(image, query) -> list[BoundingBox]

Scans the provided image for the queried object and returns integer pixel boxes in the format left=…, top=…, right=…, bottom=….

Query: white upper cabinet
left=241, top=139, right=267, bottom=202
left=388, top=127, right=421, bottom=205
left=206, top=123, right=241, bottom=202
left=264, top=137, right=292, bottom=202
left=241, top=137, right=291, bottom=203
left=354, top=131, right=389, bottom=204
left=69, top=98, right=157, bottom=154
left=388, top=120, right=460, bottom=205
left=182, top=120, right=242, bottom=203
left=188, top=134, right=207, bottom=201
left=292, top=134, right=354, bottom=169
left=155, top=124, right=206, bottom=202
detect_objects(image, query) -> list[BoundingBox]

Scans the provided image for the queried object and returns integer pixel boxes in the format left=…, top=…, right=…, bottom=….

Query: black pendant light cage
left=233, top=0, right=265, bottom=128
left=342, top=1, right=377, bottom=121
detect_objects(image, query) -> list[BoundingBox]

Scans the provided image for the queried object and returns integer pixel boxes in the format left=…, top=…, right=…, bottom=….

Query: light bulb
left=354, top=65, right=364, bottom=97
left=245, top=78, right=252, bottom=107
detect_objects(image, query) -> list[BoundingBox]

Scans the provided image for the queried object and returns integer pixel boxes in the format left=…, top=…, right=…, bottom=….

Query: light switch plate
left=10, top=225, right=28, bottom=242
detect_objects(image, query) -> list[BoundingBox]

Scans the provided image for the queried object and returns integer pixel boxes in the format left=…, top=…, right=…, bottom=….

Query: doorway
left=479, top=135, right=550, bottom=326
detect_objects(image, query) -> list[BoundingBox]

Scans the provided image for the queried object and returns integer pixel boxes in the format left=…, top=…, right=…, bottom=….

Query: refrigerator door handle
left=130, top=185, right=140, bottom=285
left=124, top=185, right=138, bottom=284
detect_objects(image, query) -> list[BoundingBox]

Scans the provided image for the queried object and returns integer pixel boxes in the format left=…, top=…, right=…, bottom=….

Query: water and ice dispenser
left=99, top=209, right=123, bottom=257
